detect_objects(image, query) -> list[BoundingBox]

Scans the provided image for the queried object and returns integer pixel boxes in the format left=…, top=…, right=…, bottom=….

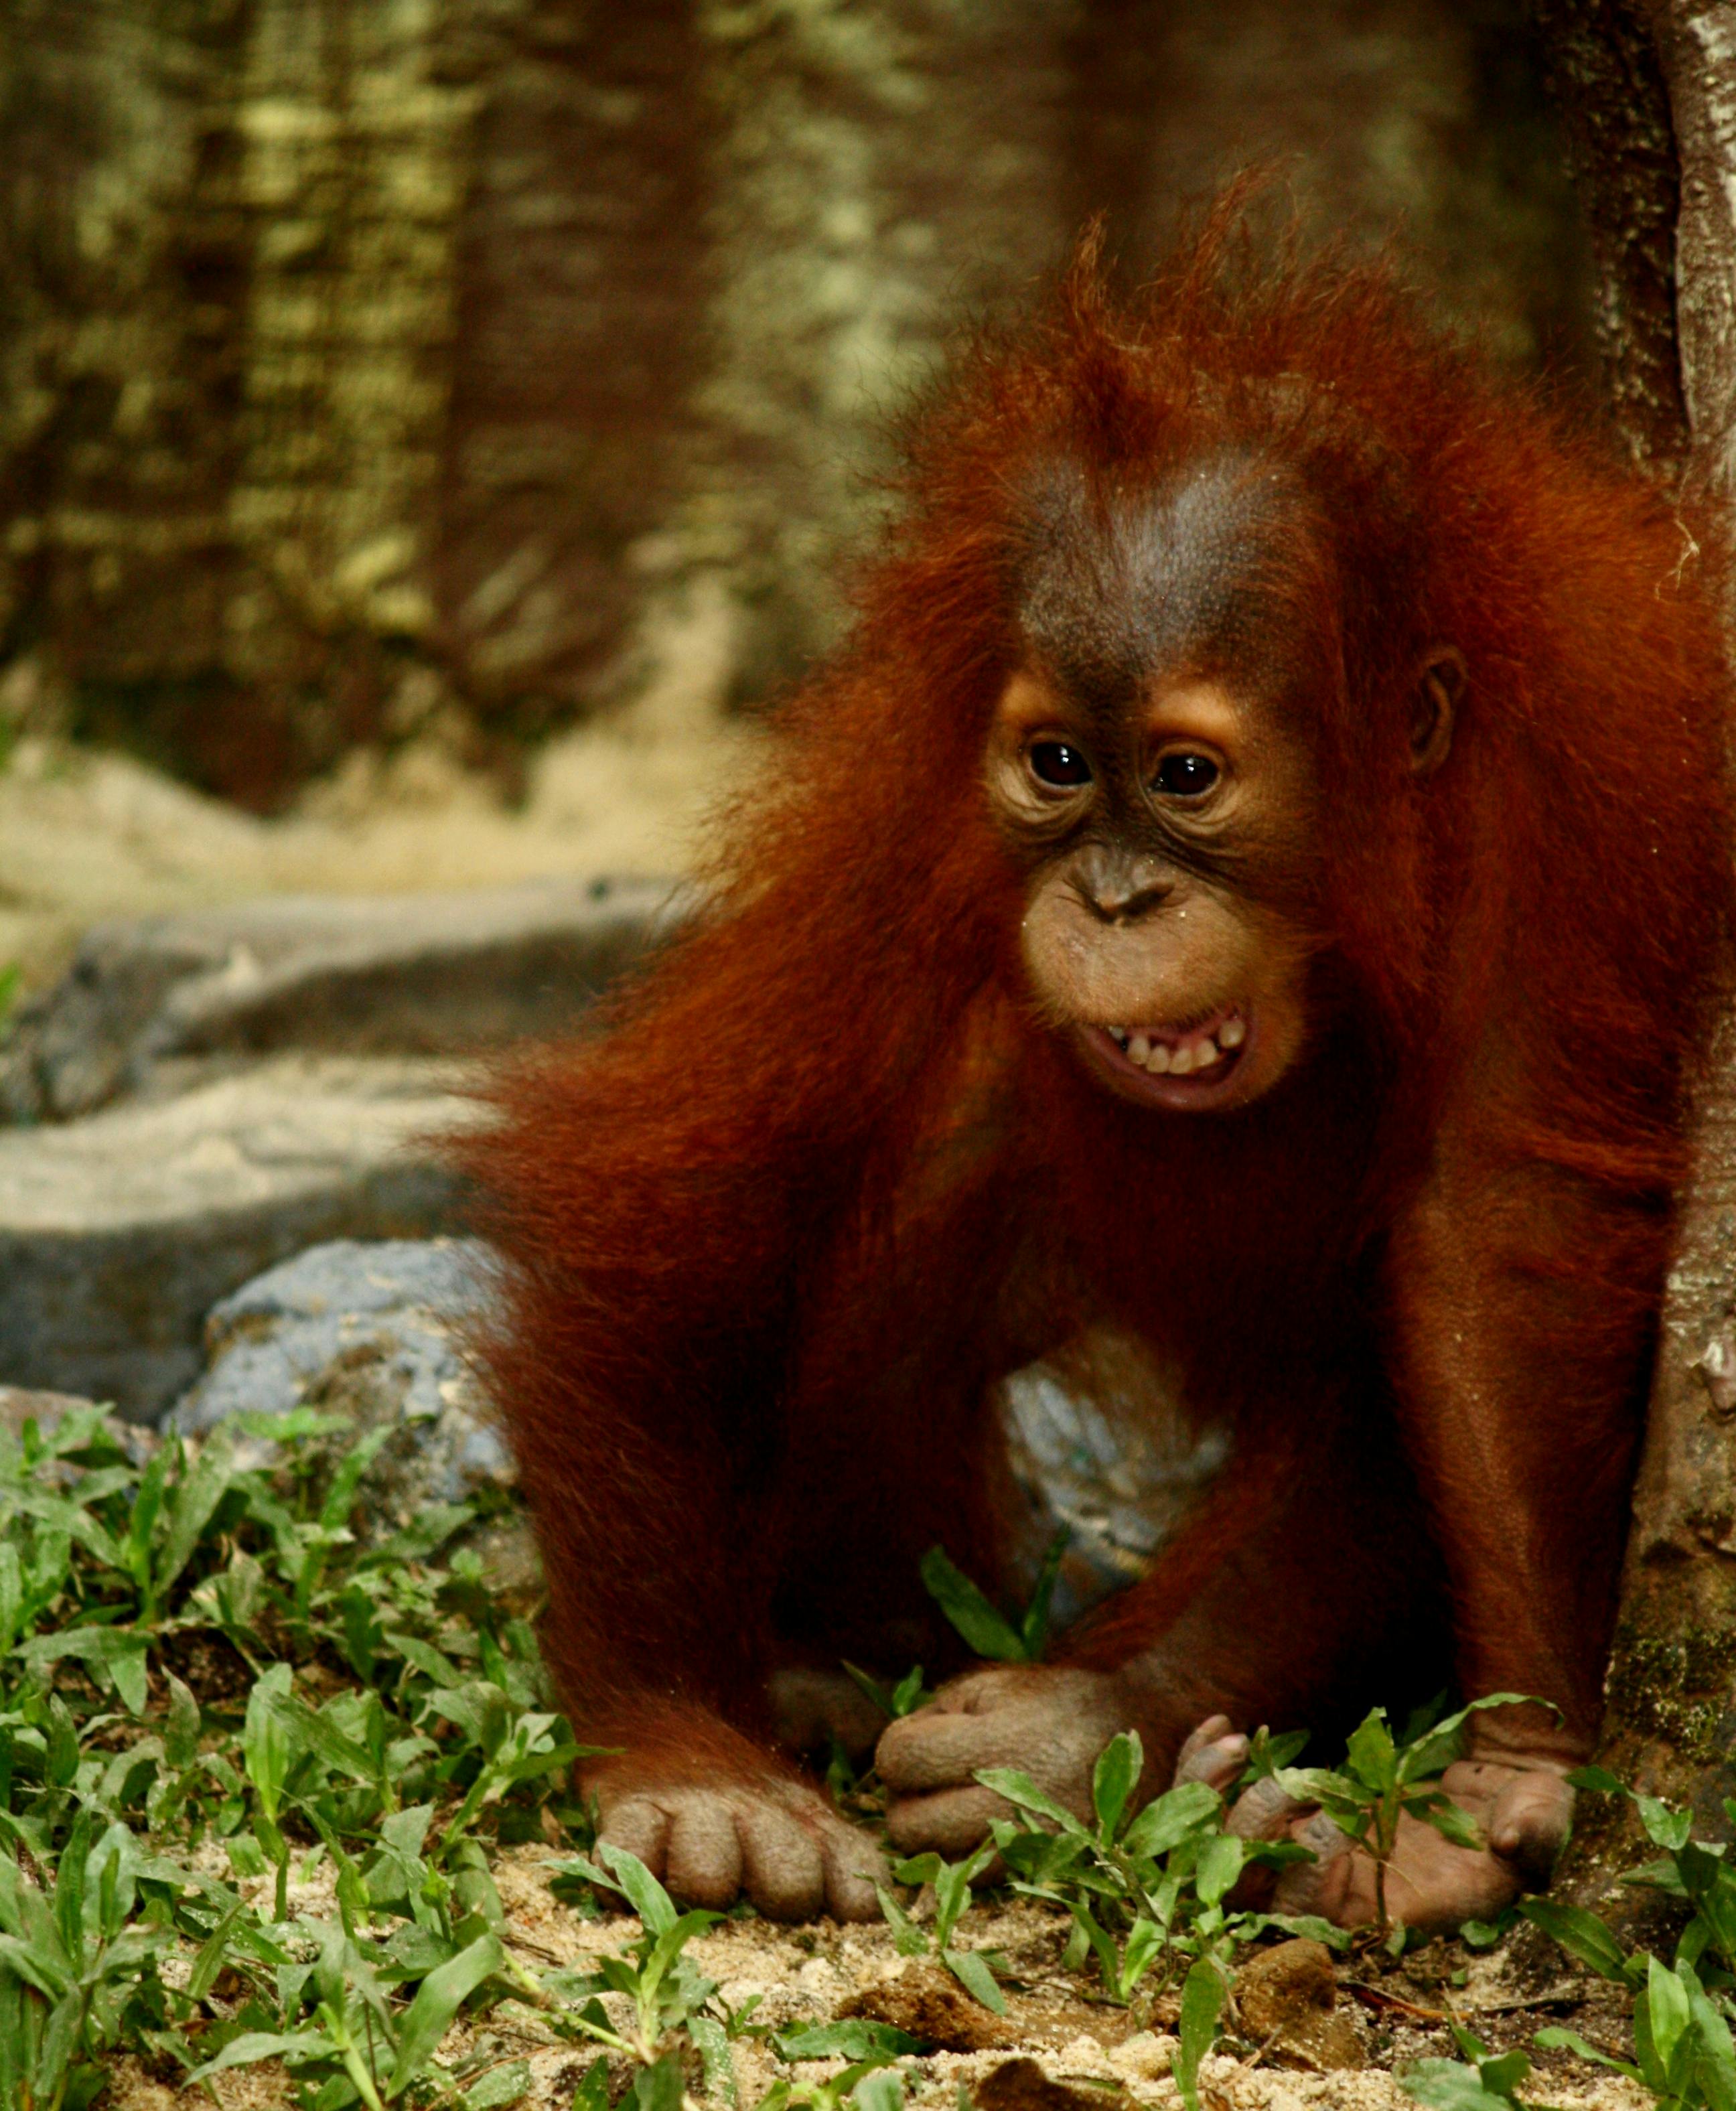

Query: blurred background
left=0, top=0, right=1605, bottom=989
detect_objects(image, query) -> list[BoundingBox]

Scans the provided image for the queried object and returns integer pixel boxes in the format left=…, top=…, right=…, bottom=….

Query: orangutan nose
left=1073, top=847, right=1175, bottom=923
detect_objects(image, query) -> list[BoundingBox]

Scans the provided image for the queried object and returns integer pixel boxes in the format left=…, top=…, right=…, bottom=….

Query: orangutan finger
left=736, top=1800, right=827, bottom=1921
left=662, top=1792, right=745, bottom=1908
left=885, top=1784, right=1004, bottom=1857
left=599, top=1796, right=672, bottom=1877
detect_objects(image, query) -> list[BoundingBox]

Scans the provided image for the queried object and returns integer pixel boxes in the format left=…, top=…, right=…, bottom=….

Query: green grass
left=0, top=1402, right=1726, bottom=2111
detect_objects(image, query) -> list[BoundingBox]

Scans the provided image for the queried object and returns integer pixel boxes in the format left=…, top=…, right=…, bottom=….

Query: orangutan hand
left=767, top=1666, right=891, bottom=1762
left=1173, top=1713, right=1575, bottom=1934
left=877, top=1664, right=1139, bottom=1854
left=597, top=1769, right=887, bottom=1921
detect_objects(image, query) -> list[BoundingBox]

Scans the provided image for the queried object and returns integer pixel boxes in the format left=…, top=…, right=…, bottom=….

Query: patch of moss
left=1605, top=1621, right=1736, bottom=1763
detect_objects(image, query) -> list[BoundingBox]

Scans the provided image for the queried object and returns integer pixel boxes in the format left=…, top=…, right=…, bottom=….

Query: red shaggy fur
left=457, top=213, right=1732, bottom=1785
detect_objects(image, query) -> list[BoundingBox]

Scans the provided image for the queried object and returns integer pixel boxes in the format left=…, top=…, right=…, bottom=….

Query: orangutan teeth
left=1103, top=1015, right=1246, bottom=1077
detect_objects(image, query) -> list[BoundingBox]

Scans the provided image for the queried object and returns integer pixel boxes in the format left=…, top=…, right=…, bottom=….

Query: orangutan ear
left=1410, top=647, right=1465, bottom=776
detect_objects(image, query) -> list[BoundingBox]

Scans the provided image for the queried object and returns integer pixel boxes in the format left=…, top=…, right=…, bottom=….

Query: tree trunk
left=1549, top=0, right=1736, bottom=1893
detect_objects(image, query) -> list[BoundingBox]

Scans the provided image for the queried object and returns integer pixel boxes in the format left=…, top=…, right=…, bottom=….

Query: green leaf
left=689, top=2015, right=739, bottom=2108
left=875, top=1885, right=929, bottom=1959
left=1120, top=1915, right=1165, bottom=2001
left=0, top=1544, right=22, bottom=1657
left=1020, top=1529, right=1070, bottom=1660
left=1092, top=1732, right=1142, bottom=1842
left=187, top=2031, right=342, bottom=2082
left=972, top=1767, right=1089, bottom=1837
left=186, top=1903, right=248, bottom=2003
left=1565, top=1765, right=1628, bottom=1796
left=1476, top=2050, right=1532, bottom=2098
left=928, top=1842, right=996, bottom=1950
left=1398, top=2059, right=1520, bottom=2111
left=1646, top=1953, right=1692, bottom=2075
left=1533, top=2025, right=1641, bottom=2080
left=776, top=2021, right=926, bottom=2060
left=368, top=1503, right=475, bottom=1564
left=464, top=2059, right=532, bottom=2108
left=386, top=1931, right=504, bottom=2096
left=853, top=2070, right=907, bottom=2111
left=1175, top=1956, right=1226, bottom=2111
left=318, top=1423, right=394, bottom=1532
left=569, top=2057, right=611, bottom=2111
left=1638, top=1797, right=1694, bottom=1852
left=1120, top=1778, right=1222, bottom=1859
left=843, top=1664, right=895, bottom=1719
left=383, top=1631, right=463, bottom=1686
left=1412, top=1795, right=1484, bottom=1854
left=1065, top=1901, right=1123, bottom=1995
left=625, top=2052, right=686, bottom=2111
left=595, top=1844, right=678, bottom=1937
left=243, top=1662, right=297, bottom=1822
left=1345, top=1709, right=1398, bottom=1796
left=163, top=1674, right=201, bottom=1769
left=427, top=1682, right=513, bottom=1759
left=640, top=1905, right=723, bottom=2021
left=0, top=1932, right=70, bottom=2000
left=920, top=1547, right=1027, bottom=1662
left=890, top=1666, right=929, bottom=1717
left=1518, top=1897, right=1634, bottom=1983
left=1196, top=1830, right=1244, bottom=1906
left=940, top=1946, right=1005, bottom=2014
left=18, top=1625, right=150, bottom=1713
left=152, top=1435, right=238, bottom=1606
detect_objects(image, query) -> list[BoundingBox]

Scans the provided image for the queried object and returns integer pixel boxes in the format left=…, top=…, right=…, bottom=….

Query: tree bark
left=1558, top=0, right=1736, bottom=1892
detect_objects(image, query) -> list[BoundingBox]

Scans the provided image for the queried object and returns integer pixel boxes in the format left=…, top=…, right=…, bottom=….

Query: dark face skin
left=985, top=456, right=1457, bottom=1114
left=986, top=457, right=1331, bottom=1112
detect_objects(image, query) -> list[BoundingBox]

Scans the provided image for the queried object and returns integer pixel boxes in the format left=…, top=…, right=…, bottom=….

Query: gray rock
left=0, top=1056, right=473, bottom=1420
left=172, top=1236, right=510, bottom=1500
left=1, top=875, right=684, bottom=1123
left=153, top=1234, right=1233, bottom=1635
left=169, top=1237, right=538, bottom=1602
left=999, top=1356, right=1228, bottom=1623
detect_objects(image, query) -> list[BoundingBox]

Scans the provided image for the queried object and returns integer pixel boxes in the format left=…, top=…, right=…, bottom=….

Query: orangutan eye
left=1029, top=741, right=1092, bottom=788
left=1154, top=752, right=1220, bottom=798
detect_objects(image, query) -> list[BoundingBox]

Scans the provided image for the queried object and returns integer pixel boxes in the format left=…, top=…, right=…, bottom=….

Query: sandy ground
left=100, top=1850, right=1654, bottom=2111
left=0, top=658, right=757, bottom=996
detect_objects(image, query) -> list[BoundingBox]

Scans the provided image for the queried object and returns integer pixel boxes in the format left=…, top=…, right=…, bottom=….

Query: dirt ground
left=101, top=1850, right=1654, bottom=2111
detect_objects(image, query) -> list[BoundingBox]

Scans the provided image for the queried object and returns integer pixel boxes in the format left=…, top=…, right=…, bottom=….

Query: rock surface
left=0, top=1058, right=474, bottom=1418
left=169, top=1236, right=538, bottom=1605
left=171, top=1236, right=508, bottom=1498
left=1, top=875, right=682, bottom=1122
left=155, top=1234, right=1219, bottom=1607
left=1234, top=1939, right=1365, bottom=2071
left=0, top=876, right=691, bottom=1420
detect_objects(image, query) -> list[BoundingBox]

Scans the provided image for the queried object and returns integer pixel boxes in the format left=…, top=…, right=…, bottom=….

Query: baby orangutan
left=459, top=217, right=1731, bottom=1929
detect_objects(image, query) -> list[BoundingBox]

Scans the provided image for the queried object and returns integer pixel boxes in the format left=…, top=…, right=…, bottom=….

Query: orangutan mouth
left=1104, top=1009, right=1246, bottom=1078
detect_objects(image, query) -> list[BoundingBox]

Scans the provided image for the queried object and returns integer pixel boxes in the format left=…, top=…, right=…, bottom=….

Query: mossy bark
left=1555, top=0, right=1736, bottom=1898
